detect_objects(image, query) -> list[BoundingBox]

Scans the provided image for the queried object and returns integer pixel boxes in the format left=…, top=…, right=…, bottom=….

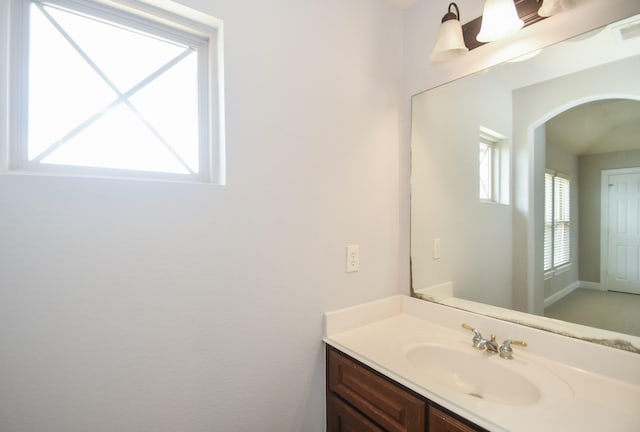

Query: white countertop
left=324, top=295, right=640, bottom=432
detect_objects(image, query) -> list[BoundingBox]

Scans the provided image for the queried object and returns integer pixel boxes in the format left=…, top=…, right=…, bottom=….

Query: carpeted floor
left=545, top=288, right=640, bottom=337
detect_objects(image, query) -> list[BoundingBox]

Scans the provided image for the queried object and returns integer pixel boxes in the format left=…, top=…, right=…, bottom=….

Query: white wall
left=0, top=1, right=405, bottom=431
left=3, top=0, right=640, bottom=430
left=411, top=72, right=513, bottom=307
left=579, top=149, right=640, bottom=283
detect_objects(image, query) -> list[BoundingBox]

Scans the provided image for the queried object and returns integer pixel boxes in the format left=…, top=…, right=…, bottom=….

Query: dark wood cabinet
left=326, top=345, right=487, bottom=432
left=429, top=407, right=479, bottom=432
left=327, top=393, right=386, bottom=432
left=327, top=347, right=425, bottom=432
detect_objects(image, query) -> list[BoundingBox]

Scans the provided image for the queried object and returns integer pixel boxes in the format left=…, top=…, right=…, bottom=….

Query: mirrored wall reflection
left=541, top=99, right=640, bottom=337
left=410, top=13, right=640, bottom=347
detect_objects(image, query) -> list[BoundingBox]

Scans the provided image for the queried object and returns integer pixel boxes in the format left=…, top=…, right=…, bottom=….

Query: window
left=3, top=0, right=224, bottom=183
left=544, top=171, right=571, bottom=272
left=478, top=127, right=508, bottom=204
left=479, top=133, right=498, bottom=201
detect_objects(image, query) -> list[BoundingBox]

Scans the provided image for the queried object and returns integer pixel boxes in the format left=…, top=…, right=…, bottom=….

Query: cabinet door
left=327, top=348, right=425, bottom=432
left=429, top=407, right=480, bottom=432
left=327, top=393, right=385, bottom=432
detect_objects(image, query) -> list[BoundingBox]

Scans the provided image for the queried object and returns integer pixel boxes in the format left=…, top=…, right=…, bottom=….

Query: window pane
left=479, top=142, right=492, bottom=200
left=544, top=223, right=553, bottom=271
left=44, top=4, right=188, bottom=92
left=28, top=4, right=116, bottom=159
left=550, top=175, right=571, bottom=268
left=555, top=176, right=571, bottom=266
left=544, top=172, right=553, bottom=271
left=128, top=52, right=200, bottom=172
left=42, top=104, right=190, bottom=173
left=555, top=177, right=570, bottom=222
left=26, top=0, right=206, bottom=177
left=554, top=222, right=570, bottom=267
left=545, top=173, right=554, bottom=223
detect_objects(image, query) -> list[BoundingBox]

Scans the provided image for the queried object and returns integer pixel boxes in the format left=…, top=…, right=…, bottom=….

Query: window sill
left=479, top=199, right=510, bottom=206
left=0, top=167, right=220, bottom=186
left=544, top=263, right=572, bottom=280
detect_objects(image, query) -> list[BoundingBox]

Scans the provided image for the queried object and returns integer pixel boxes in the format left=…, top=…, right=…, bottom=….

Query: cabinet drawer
left=327, top=393, right=385, bottom=432
left=327, top=348, right=425, bottom=432
left=429, top=407, right=480, bottom=432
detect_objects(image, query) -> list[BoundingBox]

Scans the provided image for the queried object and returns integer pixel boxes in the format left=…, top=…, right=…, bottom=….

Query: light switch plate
left=346, top=245, right=360, bottom=273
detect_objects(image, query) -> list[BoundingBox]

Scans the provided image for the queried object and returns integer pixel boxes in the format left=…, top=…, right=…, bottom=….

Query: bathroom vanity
left=327, top=346, right=485, bottom=432
left=323, top=295, right=640, bottom=432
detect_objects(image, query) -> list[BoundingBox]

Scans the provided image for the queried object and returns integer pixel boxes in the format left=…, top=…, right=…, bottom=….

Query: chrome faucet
left=462, top=323, right=485, bottom=348
left=462, top=324, right=526, bottom=358
left=499, top=339, right=528, bottom=359
left=462, top=324, right=497, bottom=352
left=484, top=334, right=499, bottom=353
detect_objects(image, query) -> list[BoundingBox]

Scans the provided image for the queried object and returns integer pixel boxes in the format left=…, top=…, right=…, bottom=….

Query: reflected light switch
left=433, top=238, right=441, bottom=260
left=346, top=245, right=360, bottom=273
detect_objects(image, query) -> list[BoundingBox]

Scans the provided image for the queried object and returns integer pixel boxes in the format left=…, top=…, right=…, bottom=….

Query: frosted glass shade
left=431, top=19, right=468, bottom=62
left=538, top=0, right=576, bottom=17
left=477, top=0, right=524, bottom=43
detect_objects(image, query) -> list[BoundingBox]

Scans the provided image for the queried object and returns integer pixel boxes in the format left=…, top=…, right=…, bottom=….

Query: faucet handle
left=461, top=323, right=481, bottom=337
left=461, top=323, right=480, bottom=336
left=461, top=324, right=484, bottom=348
left=499, top=339, right=528, bottom=359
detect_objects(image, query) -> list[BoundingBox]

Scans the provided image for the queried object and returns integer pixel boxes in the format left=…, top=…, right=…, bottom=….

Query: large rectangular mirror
left=410, top=11, right=640, bottom=352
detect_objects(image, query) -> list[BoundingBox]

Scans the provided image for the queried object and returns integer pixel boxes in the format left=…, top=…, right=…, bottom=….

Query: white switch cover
left=346, top=245, right=360, bottom=273
left=433, top=238, right=441, bottom=260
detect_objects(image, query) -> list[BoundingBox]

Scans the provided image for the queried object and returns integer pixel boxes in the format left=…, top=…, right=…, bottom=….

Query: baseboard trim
left=544, top=281, right=579, bottom=308
left=579, top=281, right=601, bottom=291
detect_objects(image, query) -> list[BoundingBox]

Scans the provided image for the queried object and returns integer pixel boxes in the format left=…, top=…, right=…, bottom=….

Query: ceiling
left=541, top=13, right=640, bottom=156
left=386, top=0, right=416, bottom=9
left=546, top=99, right=640, bottom=155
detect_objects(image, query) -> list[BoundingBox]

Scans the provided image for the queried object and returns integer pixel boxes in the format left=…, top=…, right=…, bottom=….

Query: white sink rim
left=402, top=341, right=574, bottom=407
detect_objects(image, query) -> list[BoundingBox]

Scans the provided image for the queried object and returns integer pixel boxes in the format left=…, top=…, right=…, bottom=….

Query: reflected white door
left=606, top=170, right=640, bottom=294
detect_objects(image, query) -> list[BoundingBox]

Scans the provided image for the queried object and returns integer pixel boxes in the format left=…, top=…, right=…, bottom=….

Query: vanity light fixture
left=477, top=0, right=524, bottom=42
left=537, top=0, right=577, bottom=17
left=430, top=2, right=469, bottom=62
left=431, top=0, right=548, bottom=61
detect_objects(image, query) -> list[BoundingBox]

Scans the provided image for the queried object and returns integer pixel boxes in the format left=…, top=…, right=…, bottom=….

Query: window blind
left=544, top=171, right=570, bottom=272
left=553, top=175, right=571, bottom=267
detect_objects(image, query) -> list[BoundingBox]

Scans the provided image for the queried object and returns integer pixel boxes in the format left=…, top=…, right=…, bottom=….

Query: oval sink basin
left=405, top=344, right=550, bottom=406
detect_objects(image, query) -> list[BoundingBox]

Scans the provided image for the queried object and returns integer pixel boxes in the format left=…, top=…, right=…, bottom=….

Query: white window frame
left=478, top=126, right=509, bottom=205
left=0, top=0, right=225, bottom=184
left=544, top=169, right=571, bottom=274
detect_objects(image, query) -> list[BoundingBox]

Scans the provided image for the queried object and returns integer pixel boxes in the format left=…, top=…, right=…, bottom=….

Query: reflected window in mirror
left=479, top=127, right=509, bottom=204
left=479, top=136, right=496, bottom=201
left=544, top=170, right=571, bottom=275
